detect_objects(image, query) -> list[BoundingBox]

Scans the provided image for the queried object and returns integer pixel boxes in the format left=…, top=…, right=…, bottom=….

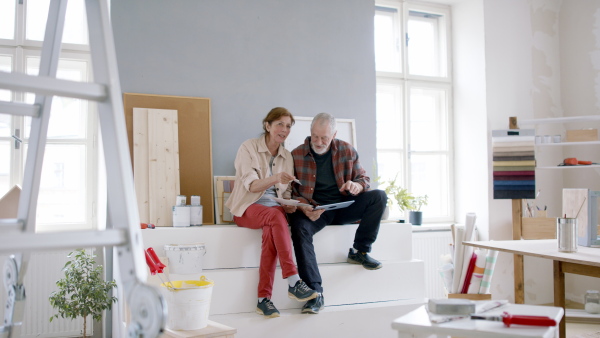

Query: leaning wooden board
left=133, top=108, right=180, bottom=226
left=124, top=93, right=214, bottom=224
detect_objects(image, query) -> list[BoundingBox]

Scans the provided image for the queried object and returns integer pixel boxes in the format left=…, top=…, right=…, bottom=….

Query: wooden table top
left=463, top=240, right=600, bottom=268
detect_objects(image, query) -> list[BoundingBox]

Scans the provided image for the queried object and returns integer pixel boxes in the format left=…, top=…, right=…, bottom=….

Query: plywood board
left=148, top=109, right=180, bottom=227
left=124, top=93, right=214, bottom=224
left=133, top=108, right=149, bottom=223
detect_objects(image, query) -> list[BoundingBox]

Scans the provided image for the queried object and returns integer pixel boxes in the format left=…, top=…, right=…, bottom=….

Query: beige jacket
left=225, top=134, right=294, bottom=217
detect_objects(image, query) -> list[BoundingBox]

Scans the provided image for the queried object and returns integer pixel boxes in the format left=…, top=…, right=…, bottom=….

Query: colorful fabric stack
left=492, top=129, right=536, bottom=199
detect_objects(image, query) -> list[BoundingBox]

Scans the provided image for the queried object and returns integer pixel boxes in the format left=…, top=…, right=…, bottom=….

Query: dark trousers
left=289, top=189, right=387, bottom=293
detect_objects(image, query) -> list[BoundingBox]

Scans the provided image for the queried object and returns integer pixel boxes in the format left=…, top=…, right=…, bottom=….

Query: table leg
left=514, top=253, right=524, bottom=304
left=553, top=260, right=565, bottom=338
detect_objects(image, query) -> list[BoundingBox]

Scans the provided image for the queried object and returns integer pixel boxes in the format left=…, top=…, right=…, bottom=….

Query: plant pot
left=409, top=211, right=422, bottom=225
left=381, top=205, right=390, bottom=220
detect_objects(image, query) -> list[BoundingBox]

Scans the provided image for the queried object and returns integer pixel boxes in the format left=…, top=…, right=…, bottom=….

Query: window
left=375, top=1, right=453, bottom=222
left=0, top=0, right=97, bottom=232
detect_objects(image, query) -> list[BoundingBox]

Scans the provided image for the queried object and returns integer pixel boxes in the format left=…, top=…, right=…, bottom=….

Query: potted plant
left=49, top=249, right=117, bottom=338
left=408, top=194, right=429, bottom=225
left=375, top=173, right=414, bottom=222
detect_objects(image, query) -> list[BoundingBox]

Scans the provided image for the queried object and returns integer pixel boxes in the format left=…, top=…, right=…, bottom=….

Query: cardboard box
left=566, top=129, right=598, bottom=142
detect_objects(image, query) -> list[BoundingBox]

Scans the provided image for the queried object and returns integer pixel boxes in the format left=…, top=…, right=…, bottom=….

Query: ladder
left=0, top=0, right=166, bottom=337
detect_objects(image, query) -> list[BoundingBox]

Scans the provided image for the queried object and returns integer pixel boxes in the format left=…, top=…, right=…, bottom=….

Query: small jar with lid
left=584, top=290, right=600, bottom=314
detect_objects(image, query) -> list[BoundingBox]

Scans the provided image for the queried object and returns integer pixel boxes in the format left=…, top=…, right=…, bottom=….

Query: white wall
left=451, top=0, right=489, bottom=239
left=480, top=0, right=600, bottom=304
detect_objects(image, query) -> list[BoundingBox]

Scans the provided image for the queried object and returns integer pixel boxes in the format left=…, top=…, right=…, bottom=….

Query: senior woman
left=225, top=107, right=317, bottom=318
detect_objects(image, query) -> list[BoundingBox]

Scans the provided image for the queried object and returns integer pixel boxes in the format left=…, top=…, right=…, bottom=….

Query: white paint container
left=172, top=205, right=190, bottom=227
left=190, top=205, right=203, bottom=226
left=164, top=243, right=206, bottom=274
left=160, top=276, right=214, bottom=330
left=191, top=195, right=201, bottom=206
left=176, top=195, right=187, bottom=206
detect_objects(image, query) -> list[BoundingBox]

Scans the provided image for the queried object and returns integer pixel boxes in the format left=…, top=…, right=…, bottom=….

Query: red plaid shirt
left=291, top=137, right=370, bottom=204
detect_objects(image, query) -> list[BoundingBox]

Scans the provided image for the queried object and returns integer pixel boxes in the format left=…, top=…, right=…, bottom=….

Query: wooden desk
left=392, top=303, right=563, bottom=338
left=463, top=239, right=600, bottom=338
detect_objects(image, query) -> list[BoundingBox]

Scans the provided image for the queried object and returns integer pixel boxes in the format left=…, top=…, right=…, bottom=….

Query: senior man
left=289, top=112, right=387, bottom=314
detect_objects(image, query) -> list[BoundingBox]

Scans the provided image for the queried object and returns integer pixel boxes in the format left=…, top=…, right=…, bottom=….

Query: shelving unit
left=509, top=115, right=600, bottom=310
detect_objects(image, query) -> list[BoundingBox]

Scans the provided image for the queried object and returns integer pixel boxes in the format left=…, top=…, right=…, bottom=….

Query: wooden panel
left=133, top=108, right=149, bottom=223
left=521, top=217, right=556, bottom=239
left=512, top=199, right=522, bottom=240
left=148, top=109, right=180, bottom=227
left=447, top=293, right=491, bottom=300
left=124, top=93, right=214, bottom=224
left=213, top=176, right=235, bottom=224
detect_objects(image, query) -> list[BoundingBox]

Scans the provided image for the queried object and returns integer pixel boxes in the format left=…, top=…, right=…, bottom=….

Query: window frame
left=0, top=0, right=98, bottom=232
left=375, top=0, right=454, bottom=223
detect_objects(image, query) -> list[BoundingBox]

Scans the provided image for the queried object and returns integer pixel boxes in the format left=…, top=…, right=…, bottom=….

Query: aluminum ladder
left=0, top=0, right=166, bottom=336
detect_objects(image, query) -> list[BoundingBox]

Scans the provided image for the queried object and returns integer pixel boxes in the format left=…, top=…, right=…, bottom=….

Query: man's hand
left=340, top=180, right=363, bottom=196
left=299, top=206, right=325, bottom=221
left=282, top=205, right=297, bottom=214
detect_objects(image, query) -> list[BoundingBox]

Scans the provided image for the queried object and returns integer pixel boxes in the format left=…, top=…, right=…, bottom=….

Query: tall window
left=0, top=0, right=97, bottom=232
left=375, top=1, right=453, bottom=222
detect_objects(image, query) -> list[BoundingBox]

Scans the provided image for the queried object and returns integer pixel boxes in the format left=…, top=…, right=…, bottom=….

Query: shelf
left=536, top=165, right=600, bottom=170
left=535, top=141, right=600, bottom=147
left=520, top=115, right=600, bottom=125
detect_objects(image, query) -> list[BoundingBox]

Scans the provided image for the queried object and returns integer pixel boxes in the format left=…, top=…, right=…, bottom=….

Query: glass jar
left=584, top=290, right=600, bottom=314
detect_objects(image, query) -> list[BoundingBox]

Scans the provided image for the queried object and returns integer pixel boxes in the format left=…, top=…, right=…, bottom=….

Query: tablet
left=314, top=200, right=355, bottom=210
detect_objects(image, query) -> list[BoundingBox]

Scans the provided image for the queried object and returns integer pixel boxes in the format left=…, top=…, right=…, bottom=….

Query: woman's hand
left=274, top=172, right=296, bottom=185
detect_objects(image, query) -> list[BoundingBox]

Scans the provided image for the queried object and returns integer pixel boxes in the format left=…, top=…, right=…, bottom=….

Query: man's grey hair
left=311, top=112, right=337, bottom=133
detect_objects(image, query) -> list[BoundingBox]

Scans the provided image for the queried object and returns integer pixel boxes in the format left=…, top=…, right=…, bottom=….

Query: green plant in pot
left=49, top=249, right=117, bottom=338
left=408, top=194, right=429, bottom=225
left=376, top=173, right=414, bottom=222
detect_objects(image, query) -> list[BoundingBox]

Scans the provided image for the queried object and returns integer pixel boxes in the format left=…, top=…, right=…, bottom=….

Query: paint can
left=190, top=205, right=203, bottom=226
left=164, top=243, right=206, bottom=274
left=160, top=276, right=213, bottom=330
left=191, top=195, right=201, bottom=206
left=176, top=195, right=187, bottom=206
left=172, top=205, right=190, bottom=227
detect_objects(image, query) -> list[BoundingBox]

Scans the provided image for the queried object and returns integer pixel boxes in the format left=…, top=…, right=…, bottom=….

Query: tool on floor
left=471, top=311, right=557, bottom=327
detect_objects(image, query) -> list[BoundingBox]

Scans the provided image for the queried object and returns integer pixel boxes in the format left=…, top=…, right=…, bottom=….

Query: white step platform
left=141, top=222, right=425, bottom=317
left=210, top=300, right=425, bottom=338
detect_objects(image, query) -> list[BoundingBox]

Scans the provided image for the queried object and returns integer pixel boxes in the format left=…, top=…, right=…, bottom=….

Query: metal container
left=557, top=218, right=578, bottom=253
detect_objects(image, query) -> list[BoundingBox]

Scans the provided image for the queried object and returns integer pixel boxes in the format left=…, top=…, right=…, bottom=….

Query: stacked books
left=492, top=130, right=536, bottom=199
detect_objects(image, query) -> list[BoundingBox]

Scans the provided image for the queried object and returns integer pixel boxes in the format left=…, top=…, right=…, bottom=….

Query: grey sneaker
left=347, top=248, right=382, bottom=270
left=256, top=298, right=280, bottom=318
left=302, top=293, right=324, bottom=314
left=288, top=280, right=318, bottom=302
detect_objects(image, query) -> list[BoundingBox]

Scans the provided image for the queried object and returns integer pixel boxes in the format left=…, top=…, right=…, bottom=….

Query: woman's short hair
left=263, top=107, right=295, bottom=134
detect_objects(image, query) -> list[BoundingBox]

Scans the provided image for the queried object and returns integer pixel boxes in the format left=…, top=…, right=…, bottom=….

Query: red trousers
left=234, top=204, right=298, bottom=298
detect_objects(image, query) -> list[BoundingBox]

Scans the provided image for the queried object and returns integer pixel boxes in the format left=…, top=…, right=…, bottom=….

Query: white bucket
left=160, top=276, right=214, bottom=330
left=164, top=243, right=206, bottom=274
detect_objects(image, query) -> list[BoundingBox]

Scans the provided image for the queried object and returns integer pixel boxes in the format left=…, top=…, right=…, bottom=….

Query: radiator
left=1, top=252, right=88, bottom=337
left=412, top=230, right=454, bottom=299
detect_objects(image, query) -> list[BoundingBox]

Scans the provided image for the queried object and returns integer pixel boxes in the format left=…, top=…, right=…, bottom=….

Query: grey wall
left=112, top=0, right=377, bottom=176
